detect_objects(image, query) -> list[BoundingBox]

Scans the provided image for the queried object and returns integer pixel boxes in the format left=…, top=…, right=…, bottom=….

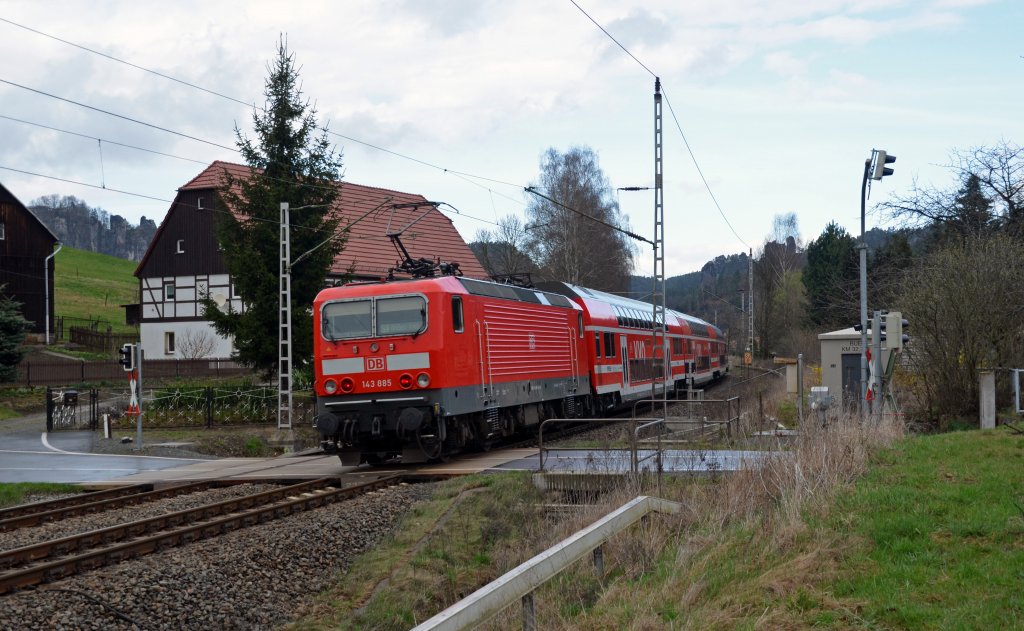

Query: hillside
left=55, top=246, right=137, bottom=332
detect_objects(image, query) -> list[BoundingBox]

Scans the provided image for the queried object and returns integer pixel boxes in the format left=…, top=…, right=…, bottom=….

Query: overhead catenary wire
left=0, top=113, right=208, bottom=164
left=0, top=78, right=237, bottom=152
left=4, top=15, right=643, bottom=241
left=568, top=0, right=752, bottom=250
left=0, top=17, right=528, bottom=197
left=0, top=163, right=502, bottom=237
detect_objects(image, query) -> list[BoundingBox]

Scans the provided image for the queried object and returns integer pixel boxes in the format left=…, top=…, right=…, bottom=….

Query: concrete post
left=979, top=370, right=996, bottom=429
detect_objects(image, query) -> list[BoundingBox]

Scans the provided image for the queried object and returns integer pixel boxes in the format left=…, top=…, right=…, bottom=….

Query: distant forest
left=30, top=195, right=157, bottom=261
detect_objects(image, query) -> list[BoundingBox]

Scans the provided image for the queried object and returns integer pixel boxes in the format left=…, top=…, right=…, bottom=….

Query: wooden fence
left=69, top=326, right=138, bottom=355
left=14, top=358, right=254, bottom=387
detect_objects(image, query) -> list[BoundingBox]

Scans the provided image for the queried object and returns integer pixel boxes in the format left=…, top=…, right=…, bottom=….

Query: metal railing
left=538, top=418, right=658, bottom=473
left=411, top=495, right=682, bottom=631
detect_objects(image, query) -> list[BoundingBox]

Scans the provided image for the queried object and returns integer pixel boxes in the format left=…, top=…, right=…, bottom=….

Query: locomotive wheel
left=416, top=429, right=444, bottom=461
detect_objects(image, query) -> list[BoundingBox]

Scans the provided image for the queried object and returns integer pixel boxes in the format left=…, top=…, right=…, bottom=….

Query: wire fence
left=46, top=386, right=315, bottom=432
left=16, top=358, right=253, bottom=387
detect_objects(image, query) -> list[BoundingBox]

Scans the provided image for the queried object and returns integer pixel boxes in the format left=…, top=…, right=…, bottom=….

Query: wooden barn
left=0, top=182, right=59, bottom=336
left=133, top=161, right=488, bottom=360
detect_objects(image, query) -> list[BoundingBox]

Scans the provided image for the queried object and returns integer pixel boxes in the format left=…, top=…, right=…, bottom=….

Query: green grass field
left=825, top=428, right=1024, bottom=629
left=54, top=246, right=137, bottom=332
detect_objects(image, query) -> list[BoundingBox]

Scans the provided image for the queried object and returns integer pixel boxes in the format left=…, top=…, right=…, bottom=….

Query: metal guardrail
left=411, top=495, right=682, bottom=631
left=537, top=418, right=658, bottom=473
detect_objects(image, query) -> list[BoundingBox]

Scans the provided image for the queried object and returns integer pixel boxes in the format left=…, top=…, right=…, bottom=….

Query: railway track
left=0, top=475, right=404, bottom=595
left=0, top=481, right=227, bottom=532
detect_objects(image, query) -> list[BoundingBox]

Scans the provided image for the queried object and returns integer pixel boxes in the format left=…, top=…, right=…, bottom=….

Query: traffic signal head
left=118, top=344, right=135, bottom=371
left=884, top=311, right=909, bottom=350
left=871, top=150, right=896, bottom=180
left=854, top=319, right=873, bottom=333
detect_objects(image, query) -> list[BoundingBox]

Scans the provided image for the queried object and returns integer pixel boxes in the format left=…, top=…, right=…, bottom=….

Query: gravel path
left=1, top=482, right=433, bottom=630
left=0, top=484, right=277, bottom=553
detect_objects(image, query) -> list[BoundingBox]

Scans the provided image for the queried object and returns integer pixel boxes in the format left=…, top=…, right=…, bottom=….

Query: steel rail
left=0, top=475, right=403, bottom=595
left=0, top=485, right=154, bottom=522
left=0, top=478, right=335, bottom=573
left=0, top=481, right=222, bottom=532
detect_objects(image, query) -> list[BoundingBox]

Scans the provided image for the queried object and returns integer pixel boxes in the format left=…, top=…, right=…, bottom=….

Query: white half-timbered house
left=134, top=161, right=488, bottom=360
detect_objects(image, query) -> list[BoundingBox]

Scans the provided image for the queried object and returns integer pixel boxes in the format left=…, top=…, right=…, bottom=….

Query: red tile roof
left=154, top=161, right=486, bottom=279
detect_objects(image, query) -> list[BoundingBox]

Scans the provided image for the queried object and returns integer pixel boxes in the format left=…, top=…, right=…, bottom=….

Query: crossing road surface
left=0, top=430, right=206, bottom=484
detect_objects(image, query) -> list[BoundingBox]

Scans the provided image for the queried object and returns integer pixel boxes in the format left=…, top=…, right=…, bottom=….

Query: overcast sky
left=1, top=0, right=1021, bottom=277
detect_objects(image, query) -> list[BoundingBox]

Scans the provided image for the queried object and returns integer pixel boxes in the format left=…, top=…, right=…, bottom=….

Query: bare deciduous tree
left=899, top=233, right=1024, bottom=419
left=879, top=141, right=1024, bottom=240
left=473, top=215, right=536, bottom=279
left=524, top=147, right=636, bottom=292
left=178, top=329, right=217, bottom=359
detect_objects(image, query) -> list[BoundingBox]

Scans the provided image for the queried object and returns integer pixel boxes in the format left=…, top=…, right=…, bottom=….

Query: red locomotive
left=312, top=274, right=728, bottom=465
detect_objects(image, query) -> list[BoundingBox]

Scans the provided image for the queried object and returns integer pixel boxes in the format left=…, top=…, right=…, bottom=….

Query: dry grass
left=493, top=410, right=907, bottom=630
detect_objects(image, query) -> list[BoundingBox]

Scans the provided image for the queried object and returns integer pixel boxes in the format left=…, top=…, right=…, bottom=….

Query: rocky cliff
left=29, top=195, right=157, bottom=261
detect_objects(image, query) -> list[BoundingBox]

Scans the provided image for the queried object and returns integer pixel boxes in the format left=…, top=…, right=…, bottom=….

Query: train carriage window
left=604, top=332, right=616, bottom=358
left=452, top=295, right=464, bottom=333
left=322, top=299, right=372, bottom=339
left=595, top=332, right=601, bottom=356
left=377, top=296, right=427, bottom=336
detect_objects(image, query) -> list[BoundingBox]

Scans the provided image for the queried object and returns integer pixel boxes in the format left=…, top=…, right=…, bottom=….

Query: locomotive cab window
left=578, top=312, right=583, bottom=337
left=322, top=299, right=372, bottom=339
left=377, top=296, right=427, bottom=336
left=452, top=295, right=464, bottom=333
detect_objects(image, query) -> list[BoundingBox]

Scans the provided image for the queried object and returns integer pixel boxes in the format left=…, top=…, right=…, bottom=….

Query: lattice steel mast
left=651, top=78, right=666, bottom=413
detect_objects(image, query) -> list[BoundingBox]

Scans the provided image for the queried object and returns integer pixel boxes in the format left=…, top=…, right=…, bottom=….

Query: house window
left=164, top=283, right=176, bottom=301
left=164, top=332, right=176, bottom=354
left=0, top=222, right=5, bottom=240
left=230, top=282, right=241, bottom=299
left=197, top=197, right=205, bottom=210
left=176, top=239, right=184, bottom=254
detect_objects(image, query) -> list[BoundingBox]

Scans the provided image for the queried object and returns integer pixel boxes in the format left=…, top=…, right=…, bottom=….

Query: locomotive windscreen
left=322, top=299, right=372, bottom=339
left=377, top=296, right=427, bottom=336
left=322, top=295, right=427, bottom=339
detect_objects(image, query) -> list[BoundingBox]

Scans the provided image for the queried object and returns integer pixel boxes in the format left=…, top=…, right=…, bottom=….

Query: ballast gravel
left=0, top=483, right=433, bottom=630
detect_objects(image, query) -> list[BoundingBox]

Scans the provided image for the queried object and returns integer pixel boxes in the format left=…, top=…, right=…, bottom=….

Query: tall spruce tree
left=202, top=39, right=344, bottom=377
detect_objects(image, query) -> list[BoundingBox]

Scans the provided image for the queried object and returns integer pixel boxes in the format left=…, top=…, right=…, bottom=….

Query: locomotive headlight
left=324, top=379, right=338, bottom=394
left=417, top=372, right=431, bottom=388
left=399, top=373, right=413, bottom=389
left=340, top=378, right=355, bottom=393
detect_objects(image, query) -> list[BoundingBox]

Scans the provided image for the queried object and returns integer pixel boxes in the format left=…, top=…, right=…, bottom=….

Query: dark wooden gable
left=0, top=182, right=59, bottom=333
left=135, top=189, right=226, bottom=279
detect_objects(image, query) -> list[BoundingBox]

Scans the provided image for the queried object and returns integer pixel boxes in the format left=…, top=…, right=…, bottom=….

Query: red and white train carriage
left=312, top=276, right=727, bottom=464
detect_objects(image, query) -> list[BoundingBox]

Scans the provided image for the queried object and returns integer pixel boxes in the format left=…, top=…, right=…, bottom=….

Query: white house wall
left=141, top=320, right=235, bottom=360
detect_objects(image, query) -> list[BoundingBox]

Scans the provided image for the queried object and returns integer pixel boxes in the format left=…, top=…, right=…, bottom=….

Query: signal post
left=119, top=343, right=143, bottom=449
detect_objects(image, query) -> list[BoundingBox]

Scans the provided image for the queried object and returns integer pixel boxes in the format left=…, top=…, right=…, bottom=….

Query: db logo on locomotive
left=365, top=356, right=386, bottom=371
